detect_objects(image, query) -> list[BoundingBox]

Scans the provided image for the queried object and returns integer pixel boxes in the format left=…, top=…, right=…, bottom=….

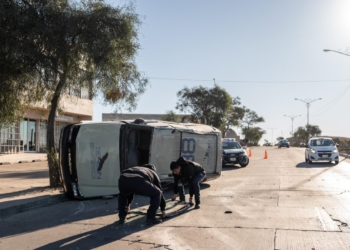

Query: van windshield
left=222, top=141, right=241, bottom=149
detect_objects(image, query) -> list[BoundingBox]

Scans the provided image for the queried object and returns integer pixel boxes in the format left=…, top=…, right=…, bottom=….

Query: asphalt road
left=2, top=147, right=350, bottom=249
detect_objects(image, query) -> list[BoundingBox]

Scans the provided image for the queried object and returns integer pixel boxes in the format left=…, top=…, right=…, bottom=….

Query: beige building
left=0, top=90, right=93, bottom=154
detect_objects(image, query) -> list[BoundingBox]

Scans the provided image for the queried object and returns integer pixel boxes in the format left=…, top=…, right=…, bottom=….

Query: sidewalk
left=0, top=152, right=48, bottom=164
left=0, top=153, right=66, bottom=219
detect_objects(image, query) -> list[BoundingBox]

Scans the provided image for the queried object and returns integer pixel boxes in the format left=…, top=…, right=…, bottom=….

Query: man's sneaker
left=146, top=218, right=162, bottom=224
left=195, top=204, right=201, bottom=209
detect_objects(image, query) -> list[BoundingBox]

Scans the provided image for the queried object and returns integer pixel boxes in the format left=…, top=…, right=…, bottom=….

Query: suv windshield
left=310, top=139, right=335, bottom=147
left=222, top=141, right=241, bottom=149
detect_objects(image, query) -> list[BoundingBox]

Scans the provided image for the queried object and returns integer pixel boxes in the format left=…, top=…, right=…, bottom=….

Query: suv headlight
left=334, top=148, right=338, bottom=153
left=310, top=148, right=316, bottom=154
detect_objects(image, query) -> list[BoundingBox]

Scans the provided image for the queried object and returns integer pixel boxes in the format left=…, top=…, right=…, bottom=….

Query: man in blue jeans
left=170, top=157, right=206, bottom=209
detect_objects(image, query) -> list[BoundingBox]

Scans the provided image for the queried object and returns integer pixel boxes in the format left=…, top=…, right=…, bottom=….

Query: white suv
left=305, top=137, right=339, bottom=164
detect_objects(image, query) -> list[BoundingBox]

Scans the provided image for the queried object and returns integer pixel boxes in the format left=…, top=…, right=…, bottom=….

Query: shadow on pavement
left=1, top=189, right=191, bottom=245
left=295, top=162, right=336, bottom=168
left=35, top=216, right=164, bottom=250
left=0, top=186, right=56, bottom=199
left=222, top=165, right=244, bottom=171
left=0, top=169, right=49, bottom=179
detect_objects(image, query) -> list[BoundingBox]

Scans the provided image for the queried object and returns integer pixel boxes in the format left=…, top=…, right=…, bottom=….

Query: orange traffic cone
left=263, top=150, right=268, bottom=159
left=248, top=149, right=252, bottom=157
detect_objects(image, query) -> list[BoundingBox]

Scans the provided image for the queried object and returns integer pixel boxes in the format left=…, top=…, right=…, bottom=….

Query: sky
left=96, top=0, right=350, bottom=144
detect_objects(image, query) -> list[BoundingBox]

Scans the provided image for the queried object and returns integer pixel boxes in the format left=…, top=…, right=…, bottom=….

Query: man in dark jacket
left=118, top=164, right=166, bottom=224
left=170, top=157, right=206, bottom=209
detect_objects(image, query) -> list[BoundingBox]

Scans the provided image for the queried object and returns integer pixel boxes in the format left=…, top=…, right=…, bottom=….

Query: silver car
left=305, top=137, right=339, bottom=164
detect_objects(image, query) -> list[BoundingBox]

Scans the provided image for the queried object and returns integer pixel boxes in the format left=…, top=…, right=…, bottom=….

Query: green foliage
left=240, top=108, right=265, bottom=144
left=293, top=127, right=309, bottom=141
left=293, top=124, right=322, bottom=142
left=175, top=84, right=243, bottom=131
left=241, top=108, right=265, bottom=129
left=1, top=0, right=147, bottom=187
left=242, top=127, right=265, bottom=145
left=222, top=97, right=245, bottom=136
left=306, top=124, right=322, bottom=137
left=161, top=110, right=179, bottom=122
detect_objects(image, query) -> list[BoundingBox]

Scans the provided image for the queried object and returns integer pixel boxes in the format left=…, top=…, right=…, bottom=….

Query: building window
left=0, top=123, right=20, bottom=153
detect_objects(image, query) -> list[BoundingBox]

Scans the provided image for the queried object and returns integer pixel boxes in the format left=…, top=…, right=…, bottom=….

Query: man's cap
left=143, top=164, right=156, bottom=172
left=170, top=161, right=180, bottom=170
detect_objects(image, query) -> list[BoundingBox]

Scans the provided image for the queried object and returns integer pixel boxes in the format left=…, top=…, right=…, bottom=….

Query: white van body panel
left=60, top=120, right=222, bottom=199
left=75, top=123, right=122, bottom=197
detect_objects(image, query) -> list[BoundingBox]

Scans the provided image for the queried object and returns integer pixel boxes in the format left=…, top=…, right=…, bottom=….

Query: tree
left=176, top=85, right=232, bottom=128
left=242, top=127, right=265, bottom=146
left=1, top=0, right=148, bottom=187
left=276, top=136, right=284, bottom=141
left=240, top=108, right=265, bottom=145
left=293, top=124, right=322, bottom=142
left=306, top=124, right=322, bottom=137
left=176, top=85, right=243, bottom=132
left=222, top=97, right=245, bottom=137
left=293, top=127, right=309, bottom=142
left=240, top=108, right=265, bottom=129
left=161, top=111, right=179, bottom=122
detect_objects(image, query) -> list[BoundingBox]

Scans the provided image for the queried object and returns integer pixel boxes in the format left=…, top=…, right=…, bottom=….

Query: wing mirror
left=242, top=146, right=247, bottom=150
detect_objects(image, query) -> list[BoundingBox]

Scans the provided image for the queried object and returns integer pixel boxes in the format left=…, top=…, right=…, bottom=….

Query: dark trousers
left=118, top=176, right=162, bottom=219
left=192, top=171, right=206, bottom=204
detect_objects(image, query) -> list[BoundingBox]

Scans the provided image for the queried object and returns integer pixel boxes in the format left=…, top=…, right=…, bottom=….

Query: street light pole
left=323, top=49, right=350, bottom=57
left=284, top=115, right=301, bottom=135
left=267, top=127, right=278, bottom=145
left=294, top=98, right=322, bottom=125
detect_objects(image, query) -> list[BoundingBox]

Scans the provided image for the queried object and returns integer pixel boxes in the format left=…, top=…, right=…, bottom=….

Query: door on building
left=20, top=119, right=37, bottom=152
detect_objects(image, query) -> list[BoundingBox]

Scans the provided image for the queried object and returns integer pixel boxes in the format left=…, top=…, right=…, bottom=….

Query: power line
left=311, top=84, right=350, bottom=116
left=149, top=77, right=350, bottom=83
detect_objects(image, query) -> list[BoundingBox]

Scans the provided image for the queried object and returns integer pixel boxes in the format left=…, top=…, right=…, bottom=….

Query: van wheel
left=305, top=157, right=308, bottom=163
left=335, top=161, right=339, bottom=165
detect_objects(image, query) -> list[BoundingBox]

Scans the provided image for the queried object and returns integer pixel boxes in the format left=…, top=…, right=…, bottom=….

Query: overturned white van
left=59, top=119, right=222, bottom=199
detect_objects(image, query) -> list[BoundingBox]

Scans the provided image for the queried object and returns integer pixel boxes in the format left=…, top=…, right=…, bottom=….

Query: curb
left=0, top=194, right=68, bottom=219
left=0, top=159, right=47, bottom=165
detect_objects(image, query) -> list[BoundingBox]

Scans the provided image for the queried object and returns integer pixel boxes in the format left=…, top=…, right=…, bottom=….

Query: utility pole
left=284, top=115, right=301, bottom=135
left=294, top=98, right=322, bottom=125
left=267, top=127, right=278, bottom=145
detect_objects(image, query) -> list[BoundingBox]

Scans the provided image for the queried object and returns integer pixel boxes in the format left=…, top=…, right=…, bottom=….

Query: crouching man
left=170, top=157, right=206, bottom=209
left=118, top=164, right=166, bottom=224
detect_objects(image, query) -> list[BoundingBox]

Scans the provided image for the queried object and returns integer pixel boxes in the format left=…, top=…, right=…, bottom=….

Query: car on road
left=59, top=119, right=222, bottom=199
left=221, top=138, right=249, bottom=167
left=278, top=140, right=290, bottom=148
left=305, top=137, right=339, bottom=164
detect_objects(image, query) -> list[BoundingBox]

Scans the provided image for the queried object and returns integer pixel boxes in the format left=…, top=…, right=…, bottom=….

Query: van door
left=149, top=128, right=179, bottom=181
left=75, top=123, right=122, bottom=197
